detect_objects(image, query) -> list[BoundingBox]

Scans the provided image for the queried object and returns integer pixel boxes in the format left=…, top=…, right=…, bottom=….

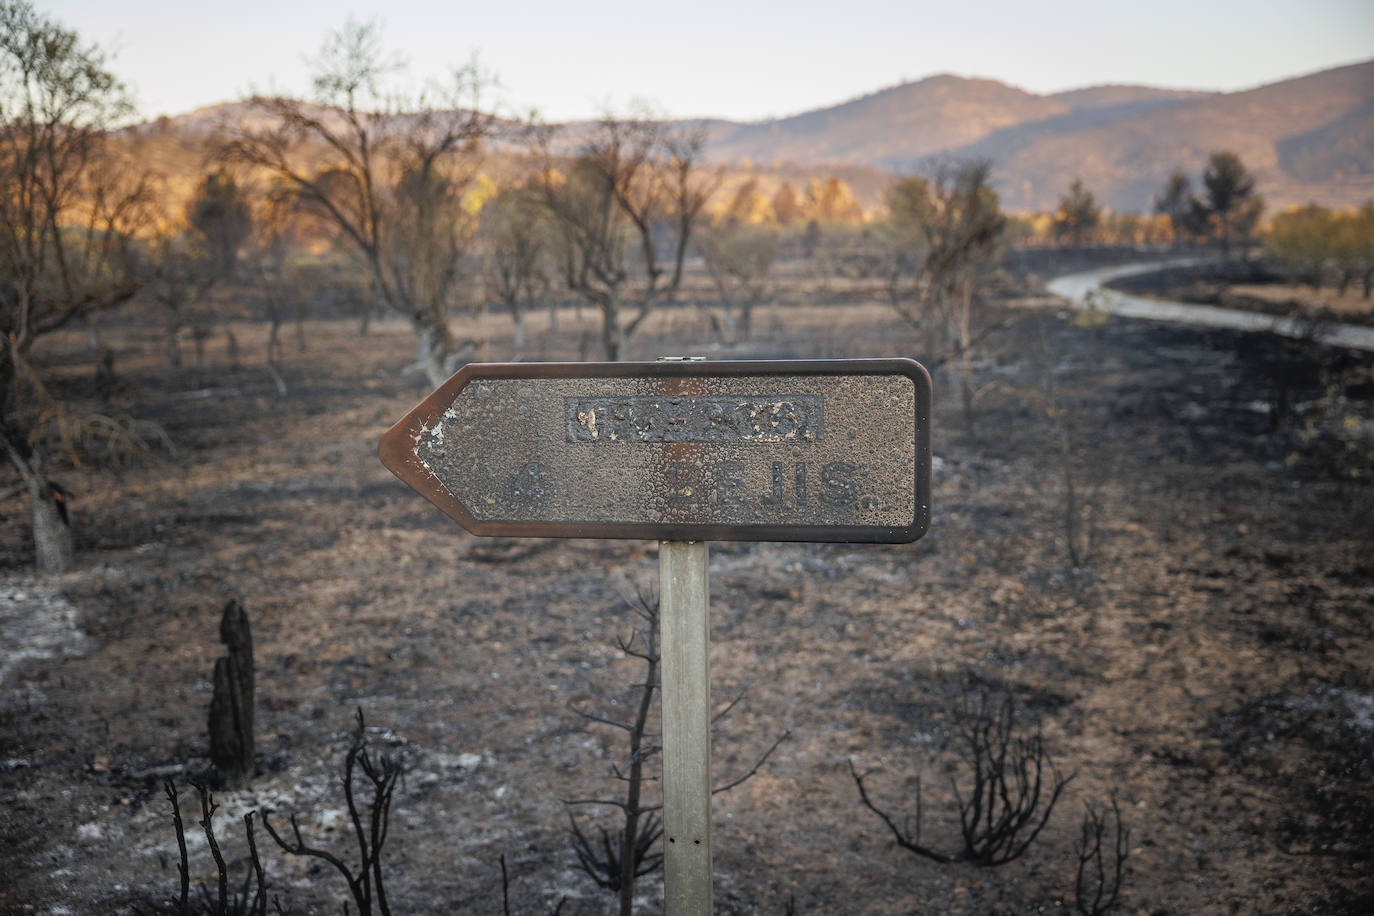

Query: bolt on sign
left=379, top=358, right=932, bottom=544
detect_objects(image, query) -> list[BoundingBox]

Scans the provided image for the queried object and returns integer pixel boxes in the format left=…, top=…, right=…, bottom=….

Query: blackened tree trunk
left=208, top=599, right=255, bottom=785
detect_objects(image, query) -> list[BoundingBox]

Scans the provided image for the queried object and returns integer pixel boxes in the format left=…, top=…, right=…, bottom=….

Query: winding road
left=1046, top=258, right=1374, bottom=352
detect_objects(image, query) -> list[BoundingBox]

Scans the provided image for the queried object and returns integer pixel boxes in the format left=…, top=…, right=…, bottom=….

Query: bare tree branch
left=712, top=730, right=791, bottom=796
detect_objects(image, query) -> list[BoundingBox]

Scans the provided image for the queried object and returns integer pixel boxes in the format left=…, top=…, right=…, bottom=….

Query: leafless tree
left=566, top=590, right=665, bottom=916
left=663, top=126, right=721, bottom=290
left=536, top=113, right=716, bottom=360
left=884, top=161, right=1005, bottom=432
left=0, top=0, right=154, bottom=572
left=696, top=222, right=778, bottom=340
left=143, top=226, right=217, bottom=371
left=567, top=590, right=787, bottom=915
left=241, top=185, right=302, bottom=395
left=220, top=20, right=492, bottom=386
left=480, top=184, right=550, bottom=354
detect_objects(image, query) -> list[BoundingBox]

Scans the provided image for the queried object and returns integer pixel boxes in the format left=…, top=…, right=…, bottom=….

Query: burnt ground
left=1, top=287, right=1373, bottom=915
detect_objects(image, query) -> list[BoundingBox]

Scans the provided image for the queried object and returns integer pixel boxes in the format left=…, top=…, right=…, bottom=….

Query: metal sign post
left=379, top=358, right=932, bottom=913
left=659, top=538, right=712, bottom=914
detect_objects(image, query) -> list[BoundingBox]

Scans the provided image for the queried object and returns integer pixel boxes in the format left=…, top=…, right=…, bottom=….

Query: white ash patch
left=1331, top=689, right=1374, bottom=733
left=0, top=580, right=89, bottom=686
left=75, top=822, right=105, bottom=842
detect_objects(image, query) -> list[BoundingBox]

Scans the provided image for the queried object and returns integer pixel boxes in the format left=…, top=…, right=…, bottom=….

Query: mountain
left=704, top=75, right=1072, bottom=168
left=701, top=62, right=1374, bottom=211
left=985, top=61, right=1374, bottom=211
left=138, top=61, right=1374, bottom=214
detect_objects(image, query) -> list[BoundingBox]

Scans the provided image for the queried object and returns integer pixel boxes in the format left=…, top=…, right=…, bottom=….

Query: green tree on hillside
left=720, top=179, right=774, bottom=226
left=187, top=169, right=251, bottom=277
left=1202, top=151, right=1260, bottom=256
left=1053, top=177, right=1101, bottom=247
left=1153, top=169, right=1208, bottom=245
left=697, top=221, right=779, bottom=340
left=1331, top=203, right=1374, bottom=296
left=1265, top=202, right=1374, bottom=297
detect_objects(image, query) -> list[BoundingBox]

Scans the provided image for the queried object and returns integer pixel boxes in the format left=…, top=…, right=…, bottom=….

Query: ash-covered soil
left=2, top=295, right=1372, bottom=915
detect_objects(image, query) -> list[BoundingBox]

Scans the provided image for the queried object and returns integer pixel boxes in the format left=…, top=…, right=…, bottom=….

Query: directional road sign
left=378, top=359, right=931, bottom=543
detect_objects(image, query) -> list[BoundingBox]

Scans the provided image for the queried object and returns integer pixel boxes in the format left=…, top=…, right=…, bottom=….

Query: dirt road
left=1048, top=259, right=1374, bottom=351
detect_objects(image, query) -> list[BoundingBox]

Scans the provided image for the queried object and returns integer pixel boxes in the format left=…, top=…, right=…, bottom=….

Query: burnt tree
left=208, top=599, right=255, bottom=785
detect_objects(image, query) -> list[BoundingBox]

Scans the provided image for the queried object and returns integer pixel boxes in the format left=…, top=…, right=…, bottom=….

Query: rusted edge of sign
left=378, top=358, right=932, bottom=543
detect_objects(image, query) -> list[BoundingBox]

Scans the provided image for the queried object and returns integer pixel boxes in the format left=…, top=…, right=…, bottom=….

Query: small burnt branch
left=1074, top=796, right=1129, bottom=915
left=163, top=779, right=190, bottom=914
left=849, top=760, right=956, bottom=865
left=193, top=780, right=230, bottom=913
left=243, top=813, right=269, bottom=916
left=851, top=692, right=1074, bottom=867
left=499, top=852, right=568, bottom=916
left=208, top=599, right=255, bottom=785
left=260, top=710, right=401, bottom=916
left=712, top=729, right=790, bottom=797
left=152, top=778, right=270, bottom=916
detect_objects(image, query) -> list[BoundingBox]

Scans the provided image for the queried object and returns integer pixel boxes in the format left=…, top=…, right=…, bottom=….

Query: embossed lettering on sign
left=565, top=395, right=823, bottom=443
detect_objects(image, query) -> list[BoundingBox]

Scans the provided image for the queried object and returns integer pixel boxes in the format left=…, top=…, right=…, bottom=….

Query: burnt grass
left=2, top=288, right=1373, bottom=914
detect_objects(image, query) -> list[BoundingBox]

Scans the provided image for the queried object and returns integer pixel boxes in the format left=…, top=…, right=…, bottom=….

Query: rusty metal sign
left=378, top=359, right=931, bottom=543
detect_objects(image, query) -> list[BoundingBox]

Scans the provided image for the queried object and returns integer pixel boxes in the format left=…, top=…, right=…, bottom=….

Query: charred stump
left=208, top=599, right=255, bottom=785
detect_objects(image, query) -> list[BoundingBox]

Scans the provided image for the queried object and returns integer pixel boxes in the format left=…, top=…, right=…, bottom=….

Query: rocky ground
left=2, top=277, right=1372, bottom=914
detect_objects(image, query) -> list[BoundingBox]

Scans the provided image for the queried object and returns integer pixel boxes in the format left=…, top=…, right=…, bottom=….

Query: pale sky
left=41, top=0, right=1374, bottom=124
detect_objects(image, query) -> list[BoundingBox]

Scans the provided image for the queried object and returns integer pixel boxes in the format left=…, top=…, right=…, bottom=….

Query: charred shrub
left=851, top=691, right=1075, bottom=866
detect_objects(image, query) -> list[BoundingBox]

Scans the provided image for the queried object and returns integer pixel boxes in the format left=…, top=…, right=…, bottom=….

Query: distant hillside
left=700, top=62, right=1374, bottom=211
left=985, top=61, right=1374, bottom=211
left=138, top=61, right=1374, bottom=215
left=704, top=75, right=1071, bottom=168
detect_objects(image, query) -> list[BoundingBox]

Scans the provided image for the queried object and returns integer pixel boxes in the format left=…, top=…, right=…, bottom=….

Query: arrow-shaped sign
left=379, top=358, right=931, bottom=543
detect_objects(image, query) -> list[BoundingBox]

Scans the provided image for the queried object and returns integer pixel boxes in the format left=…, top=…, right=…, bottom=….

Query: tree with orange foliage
left=720, top=179, right=775, bottom=226
left=806, top=176, right=863, bottom=224
left=1052, top=177, right=1100, bottom=248
left=770, top=183, right=804, bottom=225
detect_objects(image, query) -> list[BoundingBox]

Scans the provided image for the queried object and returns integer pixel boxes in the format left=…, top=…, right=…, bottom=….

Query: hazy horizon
left=40, top=0, right=1374, bottom=124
